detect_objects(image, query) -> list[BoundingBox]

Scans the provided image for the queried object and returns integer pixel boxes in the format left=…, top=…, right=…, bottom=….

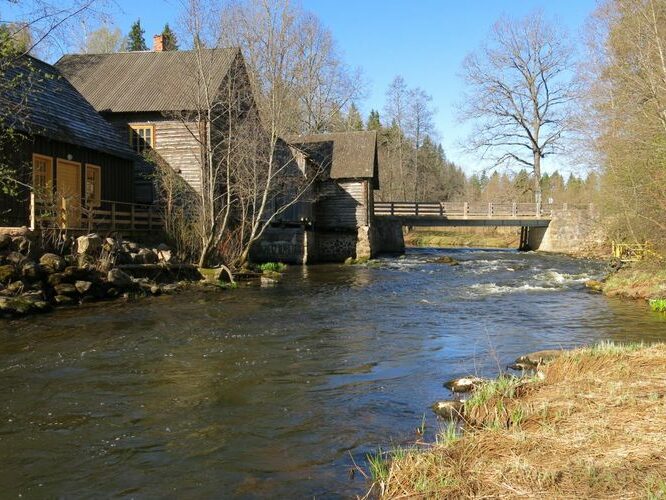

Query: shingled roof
left=0, top=56, right=135, bottom=159
left=285, top=131, right=379, bottom=182
left=55, top=48, right=239, bottom=113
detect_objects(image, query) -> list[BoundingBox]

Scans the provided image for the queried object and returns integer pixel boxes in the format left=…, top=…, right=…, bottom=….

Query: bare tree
left=406, top=87, right=435, bottom=200
left=459, top=11, right=576, bottom=205
left=384, top=75, right=409, bottom=201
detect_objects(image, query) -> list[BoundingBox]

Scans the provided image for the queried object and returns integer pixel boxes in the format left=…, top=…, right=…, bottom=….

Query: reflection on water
left=1, top=248, right=665, bottom=497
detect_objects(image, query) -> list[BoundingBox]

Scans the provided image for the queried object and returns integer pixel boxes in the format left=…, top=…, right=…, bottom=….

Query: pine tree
left=161, top=23, right=178, bottom=51
left=366, top=109, right=381, bottom=131
left=127, top=19, right=147, bottom=51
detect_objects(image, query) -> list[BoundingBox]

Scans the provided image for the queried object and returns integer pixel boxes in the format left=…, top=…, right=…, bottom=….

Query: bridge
left=373, top=201, right=591, bottom=227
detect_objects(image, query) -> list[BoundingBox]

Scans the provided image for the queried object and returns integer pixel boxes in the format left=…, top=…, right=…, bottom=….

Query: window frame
left=84, top=163, right=102, bottom=208
left=32, top=154, right=53, bottom=199
left=128, top=123, right=155, bottom=153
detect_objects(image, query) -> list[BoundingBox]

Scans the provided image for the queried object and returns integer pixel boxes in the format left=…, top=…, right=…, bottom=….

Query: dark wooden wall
left=0, top=133, right=135, bottom=227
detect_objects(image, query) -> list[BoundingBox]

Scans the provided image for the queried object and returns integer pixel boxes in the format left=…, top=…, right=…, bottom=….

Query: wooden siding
left=107, top=113, right=202, bottom=193
left=315, top=179, right=369, bottom=228
left=0, top=134, right=134, bottom=227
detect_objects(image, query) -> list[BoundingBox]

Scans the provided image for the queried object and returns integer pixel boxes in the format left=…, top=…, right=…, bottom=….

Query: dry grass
left=603, top=262, right=666, bottom=300
left=373, top=342, right=666, bottom=499
left=405, top=228, right=519, bottom=249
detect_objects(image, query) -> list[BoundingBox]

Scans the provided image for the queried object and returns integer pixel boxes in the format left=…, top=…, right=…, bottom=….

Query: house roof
left=285, top=131, right=378, bottom=181
left=0, top=56, right=135, bottom=159
left=55, top=48, right=240, bottom=113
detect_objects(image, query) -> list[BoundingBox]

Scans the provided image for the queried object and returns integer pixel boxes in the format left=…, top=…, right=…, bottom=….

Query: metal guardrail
left=374, top=201, right=593, bottom=219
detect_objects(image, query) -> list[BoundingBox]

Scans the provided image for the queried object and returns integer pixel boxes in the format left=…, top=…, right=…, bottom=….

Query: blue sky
left=6, top=0, right=599, bottom=173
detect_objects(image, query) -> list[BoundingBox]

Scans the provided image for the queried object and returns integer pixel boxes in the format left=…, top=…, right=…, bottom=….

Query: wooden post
left=512, top=202, right=517, bottom=218
left=390, top=202, right=394, bottom=216
left=463, top=202, right=469, bottom=219
left=130, top=204, right=135, bottom=230
left=29, top=191, right=36, bottom=230
left=488, top=203, right=493, bottom=218
left=439, top=202, right=443, bottom=217
left=415, top=203, right=419, bottom=216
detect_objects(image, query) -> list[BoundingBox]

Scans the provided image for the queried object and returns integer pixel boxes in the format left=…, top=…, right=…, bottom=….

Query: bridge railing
left=374, top=201, right=592, bottom=219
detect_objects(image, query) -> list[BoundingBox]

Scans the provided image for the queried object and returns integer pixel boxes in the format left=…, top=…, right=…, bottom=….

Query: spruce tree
left=346, top=103, right=363, bottom=131
left=366, top=110, right=381, bottom=131
left=127, top=19, right=147, bottom=51
left=161, top=23, right=178, bottom=51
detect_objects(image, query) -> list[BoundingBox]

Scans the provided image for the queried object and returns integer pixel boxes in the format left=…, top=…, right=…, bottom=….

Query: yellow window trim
left=32, top=154, right=53, bottom=196
left=85, top=163, right=102, bottom=208
left=129, top=123, right=155, bottom=152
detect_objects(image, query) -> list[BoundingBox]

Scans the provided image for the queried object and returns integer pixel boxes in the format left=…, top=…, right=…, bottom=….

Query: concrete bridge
left=372, top=201, right=598, bottom=252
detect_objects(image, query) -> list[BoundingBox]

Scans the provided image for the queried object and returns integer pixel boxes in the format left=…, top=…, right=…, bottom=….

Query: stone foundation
left=528, top=209, right=606, bottom=254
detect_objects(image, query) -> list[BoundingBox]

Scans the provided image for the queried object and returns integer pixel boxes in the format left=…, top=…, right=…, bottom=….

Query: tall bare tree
left=406, top=87, right=435, bottom=200
left=459, top=11, right=576, bottom=205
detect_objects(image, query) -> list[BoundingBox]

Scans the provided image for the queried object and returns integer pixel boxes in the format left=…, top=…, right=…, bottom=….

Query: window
left=129, top=124, right=155, bottom=153
left=32, top=154, right=53, bottom=199
left=85, top=164, right=101, bottom=207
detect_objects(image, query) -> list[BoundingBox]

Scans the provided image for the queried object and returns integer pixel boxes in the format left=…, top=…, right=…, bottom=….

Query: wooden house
left=0, top=55, right=136, bottom=229
left=253, top=131, right=382, bottom=263
left=56, top=41, right=255, bottom=203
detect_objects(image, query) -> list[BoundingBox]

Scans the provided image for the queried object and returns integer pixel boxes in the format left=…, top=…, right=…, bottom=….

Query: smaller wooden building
left=252, top=131, right=382, bottom=263
left=0, top=56, right=136, bottom=229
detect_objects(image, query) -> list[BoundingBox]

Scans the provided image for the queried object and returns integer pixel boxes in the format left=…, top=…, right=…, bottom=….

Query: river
left=1, top=248, right=665, bottom=497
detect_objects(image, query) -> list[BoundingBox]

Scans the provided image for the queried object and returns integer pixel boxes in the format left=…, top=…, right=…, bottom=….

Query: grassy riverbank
left=405, top=228, right=519, bottom=248
left=370, top=342, right=666, bottom=498
left=602, top=261, right=666, bottom=301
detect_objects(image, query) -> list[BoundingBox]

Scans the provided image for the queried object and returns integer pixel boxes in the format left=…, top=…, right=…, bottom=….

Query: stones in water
left=513, top=349, right=563, bottom=367
left=585, top=279, right=604, bottom=292
left=430, top=255, right=460, bottom=265
left=431, top=400, right=464, bottom=419
left=444, top=376, right=485, bottom=393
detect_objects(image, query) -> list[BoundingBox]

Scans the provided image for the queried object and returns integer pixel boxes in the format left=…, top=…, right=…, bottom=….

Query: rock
left=508, top=362, right=535, bottom=372
left=11, top=235, right=32, bottom=255
left=106, top=287, right=119, bottom=298
left=39, top=253, right=66, bottom=273
left=0, top=234, right=11, bottom=251
left=199, top=266, right=234, bottom=283
left=130, top=252, right=142, bottom=264
left=261, top=275, right=279, bottom=286
left=54, top=294, right=75, bottom=306
left=76, top=234, right=102, bottom=256
left=107, top=268, right=133, bottom=288
left=160, top=283, right=179, bottom=294
left=54, top=283, right=78, bottom=296
left=138, top=248, right=158, bottom=264
left=47, top=273, right=65, bottom=286
left=585, top=280, right=604, bottom=292
left=0, top=264, right=17, bottom=284
left=5, top=252, right=28, bottom=267
left=150, top=284, right=160, bottom=295
left=514, top=349, right=564, bottom=367
left=444, top=376, right=485, bottom=393
left=75, top=280, right=93, bottom=294
left=63, top=266, right=95, bottom=282
left=31, top=300, right=51, bottom=312
left=156, top=247, right=173, bottom=263
left=432, top=400, right=464, bottom=419
left=125, top=242, right=140, bottom=252
left=431, top=255, right=460, bottom=265
left=4, top=280, right=25, bottom=295
left=21, top=262, right=42, bottom=281
left=115, top=252, right=132, bottom=265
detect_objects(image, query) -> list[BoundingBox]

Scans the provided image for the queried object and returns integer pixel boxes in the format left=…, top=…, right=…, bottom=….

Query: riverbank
left=404, top=228, right=519, bottom=249
left=601, top=260, right=666, bottom=301
left=371, top=342, right=666, bottom=498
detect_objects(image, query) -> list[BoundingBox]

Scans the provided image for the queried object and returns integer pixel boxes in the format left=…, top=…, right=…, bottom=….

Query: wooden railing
left=374, top=201, right=593, bottom=219
left=32, top=196, right=163, bottom=232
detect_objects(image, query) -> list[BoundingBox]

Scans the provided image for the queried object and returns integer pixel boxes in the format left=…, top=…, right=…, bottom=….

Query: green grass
left=367, top=448, right=390, bottom=482
left=649, top=298, right=666, bottom=312
left=436, top=422, right=460, bottom=447
left=258, top=262, right=287, bottom=272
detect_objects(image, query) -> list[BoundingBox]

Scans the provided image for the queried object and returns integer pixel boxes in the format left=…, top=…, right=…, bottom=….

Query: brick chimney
left=153, top=34, right=164, bottom=52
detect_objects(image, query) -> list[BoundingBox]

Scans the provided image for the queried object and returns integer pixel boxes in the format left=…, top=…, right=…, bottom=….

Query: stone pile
left=0, top=233, right=185, bottom=318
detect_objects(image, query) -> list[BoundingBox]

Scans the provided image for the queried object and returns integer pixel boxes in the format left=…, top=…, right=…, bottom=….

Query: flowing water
left=1, top=248, right=665, bottom=498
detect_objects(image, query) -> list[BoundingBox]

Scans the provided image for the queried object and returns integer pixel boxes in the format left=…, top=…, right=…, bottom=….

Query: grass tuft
left=258, top=262, right=287, bottom=273
left=649, top=298, right=666, bottom=312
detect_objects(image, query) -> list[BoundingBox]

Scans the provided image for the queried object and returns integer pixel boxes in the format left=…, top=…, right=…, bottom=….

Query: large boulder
left=5, top=252, right=28, bottom=267
left=76, top=234, right=102, bottom=256
left=107, top=268, right=133, bottom=288
left=0, top=264, right=17, bottom=285
left=11, top=235, right=32, bottom=255
left=74, top=280, right=93, bottom=295
left=54, top=283, right=78, bottom=296
left=39, top=253, right=66, bottom=274
left=138, top=248, right=158, bottom=264
left=21, top=262, right=42, bottom=281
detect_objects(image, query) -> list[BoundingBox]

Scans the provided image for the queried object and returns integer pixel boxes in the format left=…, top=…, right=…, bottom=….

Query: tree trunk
left=533, top=150, right=542, bottom=206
